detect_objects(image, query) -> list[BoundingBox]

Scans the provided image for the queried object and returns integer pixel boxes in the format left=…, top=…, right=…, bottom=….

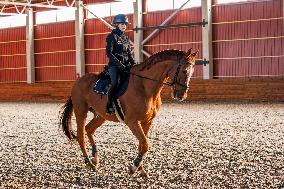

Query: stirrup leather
left=106, top=102, right=115, bottom=115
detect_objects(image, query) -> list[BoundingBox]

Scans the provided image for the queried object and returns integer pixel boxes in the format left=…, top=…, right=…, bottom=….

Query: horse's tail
left=59, top=96, right=77, bottom=140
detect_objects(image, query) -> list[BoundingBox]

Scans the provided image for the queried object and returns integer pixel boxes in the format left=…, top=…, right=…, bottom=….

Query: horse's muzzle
left=173, top=90, right=187, bottom=101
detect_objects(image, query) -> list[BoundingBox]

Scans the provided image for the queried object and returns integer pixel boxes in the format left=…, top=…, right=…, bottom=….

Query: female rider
left=105, top=14, right=135, bottom=115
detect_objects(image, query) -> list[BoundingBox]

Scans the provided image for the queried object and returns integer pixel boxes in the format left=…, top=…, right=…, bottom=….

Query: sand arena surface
left=0, top=102, right=283, bottom=188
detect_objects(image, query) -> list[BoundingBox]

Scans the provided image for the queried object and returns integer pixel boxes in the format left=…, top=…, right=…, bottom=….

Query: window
left=147, top=0, right=173, bottom=12
left=87, top=3, right=111, bottom=18
left=218, top=0, right=248, bottom=4
left=110, top=1, right=134, bottom=16
left=36, top=10, right=57, bottom=24
left=173, top=0, right=201, bottom=9
left=147, top=0, right=201, bottom=12
left=0, top=17, right=11, bottom=29
left=0, top=14, right=26, bottom=29
left=87, top=1, right=134, bottom=19
left=57, top=8, right=75, bottom=22
left=36, top=8, right=75, bottom=24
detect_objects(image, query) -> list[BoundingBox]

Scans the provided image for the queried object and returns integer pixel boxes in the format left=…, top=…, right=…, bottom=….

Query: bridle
left=165, top=59, right=190, bottom=90
left=129, top=58, right=194, bottom=90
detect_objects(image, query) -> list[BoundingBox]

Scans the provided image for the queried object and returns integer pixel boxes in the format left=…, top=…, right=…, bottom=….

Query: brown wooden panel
left=0, top=78, right=283, bottom=102
left=0, top=81, right=73, bottom=102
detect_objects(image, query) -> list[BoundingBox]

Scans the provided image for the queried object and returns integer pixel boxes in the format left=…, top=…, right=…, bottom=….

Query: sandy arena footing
left=0, top=102, right=283, bottom=188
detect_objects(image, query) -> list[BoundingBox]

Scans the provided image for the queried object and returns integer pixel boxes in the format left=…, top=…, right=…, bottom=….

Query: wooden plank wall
left=0, top=78, right=283, bottom=102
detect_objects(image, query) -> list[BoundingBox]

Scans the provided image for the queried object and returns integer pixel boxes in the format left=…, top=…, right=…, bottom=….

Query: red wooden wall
left=0, top=27, right=26, bottom=83
left=142, top=8, right=203, bottom=78
left=212, top=0, right=284, bottom=78
left=34, top=22, right=76, bottom=81
left=0, top=0, right=283, bottom=83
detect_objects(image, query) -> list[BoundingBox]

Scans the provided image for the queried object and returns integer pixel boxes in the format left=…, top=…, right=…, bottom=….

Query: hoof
left=129, top=165, right=138, bottom=175
left=85, top=158, right=98, bottom=171
left=86, top=161, right=97, bottom=171
left=90, top=154, right=99, bottom=168
left=139, top=168, right=148, bottom=178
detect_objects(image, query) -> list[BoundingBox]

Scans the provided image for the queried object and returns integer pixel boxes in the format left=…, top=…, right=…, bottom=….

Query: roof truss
left=0, top=0, right=76, bottom=16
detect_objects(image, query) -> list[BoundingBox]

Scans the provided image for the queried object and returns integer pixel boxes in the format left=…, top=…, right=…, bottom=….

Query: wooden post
left=26, top=8, right=35, bottom=83
left=75, top=0, right=85, bottom=77
left=202, top=0, right=213, bottom=79
left=133, top=0, right=143, bottom=63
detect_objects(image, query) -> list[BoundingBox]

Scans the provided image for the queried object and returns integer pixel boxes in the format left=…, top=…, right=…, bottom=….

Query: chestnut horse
left=59, top=49, right=198, bottom=176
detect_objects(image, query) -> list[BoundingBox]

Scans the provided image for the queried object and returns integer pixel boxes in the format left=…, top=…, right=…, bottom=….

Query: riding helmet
left=113, top=14, right=128, bottom=25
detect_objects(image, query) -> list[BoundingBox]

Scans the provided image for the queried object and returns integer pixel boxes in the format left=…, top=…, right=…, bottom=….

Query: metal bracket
left=202, top=19, right=207, bottom=27
left=133, top=20, right=208, bottom=32
left=196, top=59, right=209, bottom=66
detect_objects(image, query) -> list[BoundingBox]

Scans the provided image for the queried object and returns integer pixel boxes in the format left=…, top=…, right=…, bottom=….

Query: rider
left=105, top=14, right=135, bottom=115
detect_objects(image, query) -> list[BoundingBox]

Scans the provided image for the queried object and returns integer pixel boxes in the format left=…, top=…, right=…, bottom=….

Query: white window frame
left=217, top=0, right=248, bottom=4
left=56, top=8, right=75, bottom=22
left=36, top=10, right=57, bottom=24
left=0, top=14, right=26, bottom=29
left=173, top=0, right=201, bottom=9
left=87, top=1, right=134, bottom=19
left=147, top=0, right=201, bottom=12
left=35, top=8, right=75, bottom=25
left=87, top=3, right=111, bottom=19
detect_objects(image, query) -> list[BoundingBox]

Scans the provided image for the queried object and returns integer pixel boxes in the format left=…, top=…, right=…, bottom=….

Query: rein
left=127, top=60, right=190, bottom=89
left=129, top=72, right=174, bottom=87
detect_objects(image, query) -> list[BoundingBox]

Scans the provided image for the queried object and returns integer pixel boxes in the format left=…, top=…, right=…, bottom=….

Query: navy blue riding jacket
left=106, top=27, right=135, bottom=68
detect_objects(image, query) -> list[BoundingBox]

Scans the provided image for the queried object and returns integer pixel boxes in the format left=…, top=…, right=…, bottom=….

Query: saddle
left=93, top=66, right=130, bottom=98
left=93, top=66, right=130, bottom=122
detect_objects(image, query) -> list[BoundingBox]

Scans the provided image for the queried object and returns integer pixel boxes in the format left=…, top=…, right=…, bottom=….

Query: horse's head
left=172, top=48, right=199, bottom=101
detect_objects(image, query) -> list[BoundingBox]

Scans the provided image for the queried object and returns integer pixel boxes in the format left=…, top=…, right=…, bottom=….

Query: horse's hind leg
left=73, top=106, right=90, bottom=167
left=86, top=112, right=105, bottom=169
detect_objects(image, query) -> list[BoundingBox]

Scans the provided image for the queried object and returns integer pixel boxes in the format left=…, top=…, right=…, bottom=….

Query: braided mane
left=140, top=49, right=185, bottom=71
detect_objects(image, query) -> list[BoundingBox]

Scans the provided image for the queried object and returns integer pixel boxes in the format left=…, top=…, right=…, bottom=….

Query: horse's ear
left=192, top=49, right=199, bottom=57
left=186, top=48, right=192, bottom=56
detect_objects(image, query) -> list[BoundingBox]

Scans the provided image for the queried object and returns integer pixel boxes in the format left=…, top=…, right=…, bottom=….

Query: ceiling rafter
left=0, top=0, right=76, bottom=16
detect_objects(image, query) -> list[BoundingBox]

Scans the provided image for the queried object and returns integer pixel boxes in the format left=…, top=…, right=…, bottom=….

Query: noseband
left=166, top=59, right=191, bottom=90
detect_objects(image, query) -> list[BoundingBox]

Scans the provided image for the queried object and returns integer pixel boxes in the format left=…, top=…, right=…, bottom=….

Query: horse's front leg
left=126, top=120, right=149, bottom=176
left=136, top=119, right=153, bottom=177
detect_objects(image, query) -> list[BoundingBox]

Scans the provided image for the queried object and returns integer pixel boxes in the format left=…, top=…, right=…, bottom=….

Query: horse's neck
left=135, top=60, right=175, bottom=98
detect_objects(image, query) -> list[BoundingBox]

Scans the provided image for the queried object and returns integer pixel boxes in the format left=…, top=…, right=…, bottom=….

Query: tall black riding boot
left=106, top=85, right=116, bottom=115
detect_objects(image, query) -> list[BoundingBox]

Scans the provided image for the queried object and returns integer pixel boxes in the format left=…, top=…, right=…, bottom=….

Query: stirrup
left=106, top=106, right=115, bottom=115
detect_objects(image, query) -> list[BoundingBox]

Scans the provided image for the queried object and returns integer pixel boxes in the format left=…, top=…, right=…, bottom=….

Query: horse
left=59, top=48, right=198, bottom=176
